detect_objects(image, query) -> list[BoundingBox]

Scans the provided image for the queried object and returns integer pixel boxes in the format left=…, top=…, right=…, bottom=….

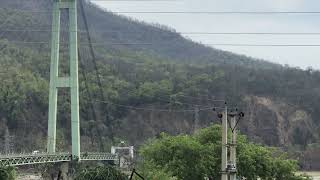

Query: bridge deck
left=0, top=152, right=118, bottom=166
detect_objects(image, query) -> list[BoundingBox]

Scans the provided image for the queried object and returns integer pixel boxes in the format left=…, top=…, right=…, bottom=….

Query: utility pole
left=229, top=114, right=237, bottom=180
left=215, top=106, right=244, bottom=180
left=221, top=106, right=228, bottom=180
left=47, top=0, right=80, bottom=160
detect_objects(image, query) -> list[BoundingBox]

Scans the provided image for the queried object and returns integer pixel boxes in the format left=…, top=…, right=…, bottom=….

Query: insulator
left=239, top=112, right=245, bottom=117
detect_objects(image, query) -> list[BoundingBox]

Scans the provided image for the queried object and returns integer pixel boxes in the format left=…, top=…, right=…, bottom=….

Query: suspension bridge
left=0, top=0, right=118, bottom=166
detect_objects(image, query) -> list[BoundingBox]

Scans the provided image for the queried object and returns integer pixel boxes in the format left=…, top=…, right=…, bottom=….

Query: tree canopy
left=0, top=167, right=16, bottom=180
left=139, top=124, right=310, bottom=180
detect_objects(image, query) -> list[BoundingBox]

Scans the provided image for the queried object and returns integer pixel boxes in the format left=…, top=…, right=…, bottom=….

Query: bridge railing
left=0, top=152, right=118, bottom=166
left=81, top=152, right=118, bottom=161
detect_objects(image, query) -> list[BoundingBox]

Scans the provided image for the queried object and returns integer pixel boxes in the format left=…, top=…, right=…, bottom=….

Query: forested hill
left=0, top=0, right=320, bottom=169
left=0, top=0, right=280, bottom=69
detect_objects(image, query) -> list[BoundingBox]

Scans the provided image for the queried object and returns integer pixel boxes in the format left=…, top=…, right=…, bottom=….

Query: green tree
left=0, top=167, right=16, bottom=180
left=140, top=133, right=213, bottom=180
left=139, top=125, right=309, bottom=180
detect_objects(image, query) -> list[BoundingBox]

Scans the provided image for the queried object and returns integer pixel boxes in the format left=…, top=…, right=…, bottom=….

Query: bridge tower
left=47, top=0, right=80, bottom=160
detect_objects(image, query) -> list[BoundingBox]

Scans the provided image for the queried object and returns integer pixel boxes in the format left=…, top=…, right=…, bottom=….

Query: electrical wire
left=83, top=42, right=320, bottom=47
left=3, top=8, right=320, bottom=14
left=80, top=1, right=226, bottom=112
left=0, top=9, right=28, bottom=38
left=90, top=99, right=216, bottom=112
left=173, top=94, right=225, bottom=102
left=5, top=41, right=320, bottom=47
left=111, top=11, right=320, bottom=14
left=90, top=0, right=179, bottom=1
left=107, top=89, right=222, bottom=108
left=3, top=29, right=320, bottom=35
left=23, top=0, right=183, bottom=2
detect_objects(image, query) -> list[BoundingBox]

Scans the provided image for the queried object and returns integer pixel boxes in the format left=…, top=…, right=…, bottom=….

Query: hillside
left=0, top=0, right=281, bottom=69
left=0, top=0, right=319, bottom=169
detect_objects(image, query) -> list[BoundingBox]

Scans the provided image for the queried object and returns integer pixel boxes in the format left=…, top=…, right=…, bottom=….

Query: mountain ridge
left=0, top=0, right=319, bottom=169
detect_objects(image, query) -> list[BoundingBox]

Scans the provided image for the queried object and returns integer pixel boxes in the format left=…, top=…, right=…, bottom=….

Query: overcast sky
left=92, top=0, right=320, bottom=69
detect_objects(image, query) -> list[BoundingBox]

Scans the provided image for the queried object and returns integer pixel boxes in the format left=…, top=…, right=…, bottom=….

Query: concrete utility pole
left=47, top=0, right=80, bottom=160
left=221, top=106, right=228, bottom=180
left=216, top=106, right=243, bottom=180
left=229, top=115, right=237, bottom=180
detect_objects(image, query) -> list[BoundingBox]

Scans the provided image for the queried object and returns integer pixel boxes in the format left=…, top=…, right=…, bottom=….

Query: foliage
left=0, top=167, right=16, bottom=180
left=140, top=133, right=212, bottom=180
left=138, top=162, right=176, bottom=180
left=75, top=165, right=127, bottom=180
left=0, top=0, right=319, bottom=157
left=139, top=125, right=308, bottom=180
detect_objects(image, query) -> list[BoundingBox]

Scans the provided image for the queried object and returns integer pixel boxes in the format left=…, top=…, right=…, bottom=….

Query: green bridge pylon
left=47, top=0, right=80, bottom=160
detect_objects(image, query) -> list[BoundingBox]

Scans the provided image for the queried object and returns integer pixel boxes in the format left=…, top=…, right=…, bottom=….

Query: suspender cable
left=79, top=0, right=113, bottom=150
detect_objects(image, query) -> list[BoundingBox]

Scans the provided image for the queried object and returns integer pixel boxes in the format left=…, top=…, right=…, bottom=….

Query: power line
left=112, top=92, right=215, bottom=108
left=0, top=8, right=30, bottom=38
left=3, top=29, right=320, bottom=35
left=6, top=41, right=320, bottom=47
left=205, top=44, right=320, bottom=47
left=84, top=43, right=320, bottom=47
left=20, top=0, right=179, bottom=2
left=181, top=32, right=320, bottom=35
left=91, top=99, right=215, bottom=112
left=90, top=0, right=179, bottom=1
left=174, top=94, right=225, bottom=102
left=91, top=99, right=239, bottom=112
left=109, top=88, right=224, bottom=107
left=3, top=8, right=320, bottom=14
left=111, top=11, right=320, bottom=14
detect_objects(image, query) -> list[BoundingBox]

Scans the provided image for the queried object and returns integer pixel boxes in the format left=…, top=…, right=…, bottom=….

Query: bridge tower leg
left=47, top=0, right=80, bottom=160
